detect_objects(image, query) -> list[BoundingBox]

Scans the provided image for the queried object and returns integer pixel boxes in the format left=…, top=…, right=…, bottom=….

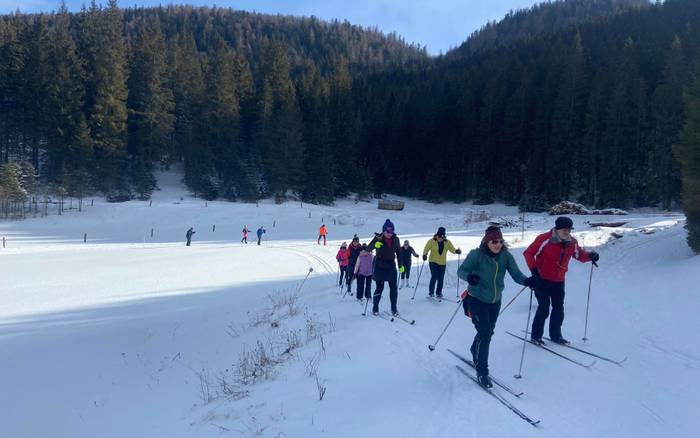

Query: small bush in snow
left=548, top=201, right=628, bottom=215
left=236, top=340, right=279, bottom=386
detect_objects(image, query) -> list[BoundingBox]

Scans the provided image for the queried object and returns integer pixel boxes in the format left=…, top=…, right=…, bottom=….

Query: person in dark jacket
left=256, top=226, right=266, bottom=246
left=523, top=216, right=599, bottom=345
left=186, top=227, right=195, bottom=246
left=345, top=236, right=362, bottom=292
left=457, top=226, right=536, bottom=388
left=368, top=219, right=405, bottom=316
left=400, top=240, right=419, bottom=289
left=241, top=225, right=250, bottom=244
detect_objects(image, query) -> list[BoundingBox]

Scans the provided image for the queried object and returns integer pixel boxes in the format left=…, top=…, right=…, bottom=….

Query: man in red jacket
left=524, top=217, right=599, bottom=344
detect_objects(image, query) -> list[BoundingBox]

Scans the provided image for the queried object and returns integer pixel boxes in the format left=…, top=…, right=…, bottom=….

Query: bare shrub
left=236, top=340, right=278, bottom=385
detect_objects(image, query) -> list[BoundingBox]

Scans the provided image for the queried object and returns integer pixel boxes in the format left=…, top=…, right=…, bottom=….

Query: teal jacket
left=457, top=247, right=528, bottom=304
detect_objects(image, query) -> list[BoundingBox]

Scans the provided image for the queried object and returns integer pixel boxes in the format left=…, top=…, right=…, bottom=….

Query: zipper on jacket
left=493, top=259, right=499, bottom=303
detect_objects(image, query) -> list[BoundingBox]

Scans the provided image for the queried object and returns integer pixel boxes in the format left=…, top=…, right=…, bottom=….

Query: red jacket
left=336, top=248, right=350, bottom=267
left=523, top=230, right=591, bottom=282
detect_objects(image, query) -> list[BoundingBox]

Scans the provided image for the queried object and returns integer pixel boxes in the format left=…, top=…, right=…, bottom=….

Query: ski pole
left=582, top=262, right=597, bottom=342
left=514, top=288, right=534, bottom=379
left=428, top=300, right=463, bottom=351
left=362, top=296, right=370, bottom=316
left=297, top=267, right=314, bottom=294
left=456, top=253, right=461, bottom=298
left=411, top=259, right=426, bottom=300
left=499, top=285, right=528, bottom=316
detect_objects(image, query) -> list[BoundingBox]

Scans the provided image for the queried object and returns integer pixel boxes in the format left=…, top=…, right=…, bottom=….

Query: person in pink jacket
left=336, top=242, right=350, bottom=286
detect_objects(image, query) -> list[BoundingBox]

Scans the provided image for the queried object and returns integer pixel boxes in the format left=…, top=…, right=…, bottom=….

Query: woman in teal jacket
left=457, top=226, right=536, bottom=388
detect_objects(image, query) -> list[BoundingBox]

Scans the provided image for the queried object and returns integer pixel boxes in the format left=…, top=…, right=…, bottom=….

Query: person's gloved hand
left=462, top=295, right=470, bottom=316
left=374, top=241, right=383, bottom=249
left=589, top=251, right=599, bottom=263
left=467, top=274, right=480, bottom=286
left=523, top=276, right=538, bottom=288
left=531, top=268, right=540, bottom=281
left=422, top=254, right=428, bottom=261
left=399, top=266, right=405, bottom=273
left=455, top=249, right=462, bottom=255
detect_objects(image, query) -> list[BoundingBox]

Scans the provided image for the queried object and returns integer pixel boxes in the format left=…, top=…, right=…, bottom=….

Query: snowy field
left=1, top=171, right=698, bottom=438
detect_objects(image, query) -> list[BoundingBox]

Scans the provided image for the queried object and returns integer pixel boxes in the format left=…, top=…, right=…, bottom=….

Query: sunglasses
left=490, top=239, right=505, bottom=245
left=385, top=229, right=394, bottom=234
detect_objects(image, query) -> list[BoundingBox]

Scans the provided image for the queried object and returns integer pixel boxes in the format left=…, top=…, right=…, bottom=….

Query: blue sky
left=0, top=0, right=544, bottom=54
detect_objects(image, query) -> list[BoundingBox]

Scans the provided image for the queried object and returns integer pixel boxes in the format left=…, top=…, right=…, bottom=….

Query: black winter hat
left=382, top=219, right=395, bottom=232
left=555, top=217, right=574, bottom=230
left=436, top=227, right=446, bottom=237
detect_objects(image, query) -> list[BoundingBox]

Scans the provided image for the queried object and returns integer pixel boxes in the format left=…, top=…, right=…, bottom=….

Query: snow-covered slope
left=1, top=171, right=697, bottom=437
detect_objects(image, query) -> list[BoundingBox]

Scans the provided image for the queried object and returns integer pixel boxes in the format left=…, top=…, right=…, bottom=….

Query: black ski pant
left=373, top=267, right=398, bottom=313
left=338, top=266, right=347, bottom=285
left=346, top=262, right=357, bottom=290
left=318, top=235, right=326, bottom=245
left=186, top=238, right=191, bottom=246
left=531, top=279, right=566, bottom=340
left=469, top=296, right=501, bottom=377
left=257, top=236, right=262, bottom=245
left=428, top=262, right=446, bottom=295
left=356, top=274, right=372, bottom=300
left=400, top=263, right=412, bottom=279
left=241, top=236, right=247, bottom=244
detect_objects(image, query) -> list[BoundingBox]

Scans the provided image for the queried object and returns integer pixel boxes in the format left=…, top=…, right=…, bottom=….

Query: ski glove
left=422, top=254, right=428, bottom=261
left=374, top=241, right=383, bottom=249
left=523, top=276, right=537, bottom=288
left=462, top=294, right=471, bottom=317
left=399, top=266, right=405, bottom=273
left=589, top=251, right=600, bottom=263
left=455, top=249, right=462, bottom=255
left=467, top=274, right=480, bottom=286
left=531, top=268, right=540, bottom=281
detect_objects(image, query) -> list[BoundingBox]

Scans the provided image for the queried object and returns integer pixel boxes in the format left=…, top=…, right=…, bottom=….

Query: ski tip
left=428, top=345, right=435, bottom=351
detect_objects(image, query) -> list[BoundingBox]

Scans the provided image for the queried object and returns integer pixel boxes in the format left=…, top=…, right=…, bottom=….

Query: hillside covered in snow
left=1, top=171, right=698, bottom=437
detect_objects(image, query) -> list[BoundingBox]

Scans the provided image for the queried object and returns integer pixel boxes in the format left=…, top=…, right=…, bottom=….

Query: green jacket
left=457, top=247, right=528, bottom=304
left=423, top=238, right=457, bottom=265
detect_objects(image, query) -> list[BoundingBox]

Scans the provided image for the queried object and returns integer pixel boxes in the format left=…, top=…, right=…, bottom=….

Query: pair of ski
left=426, top=295, right=459, bottom=304
left=448, top=349, right=540, bottom=427
left=373, top=310, right=416, bottom=325
left=507, top=331, right=627, bottom=367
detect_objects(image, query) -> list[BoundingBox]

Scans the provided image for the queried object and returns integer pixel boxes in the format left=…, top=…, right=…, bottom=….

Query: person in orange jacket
left=318, top=224, right=328, bottom=245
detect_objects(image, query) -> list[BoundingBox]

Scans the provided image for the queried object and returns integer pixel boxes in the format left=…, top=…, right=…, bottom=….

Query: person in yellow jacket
left=422, top=227, right=461, bottom=298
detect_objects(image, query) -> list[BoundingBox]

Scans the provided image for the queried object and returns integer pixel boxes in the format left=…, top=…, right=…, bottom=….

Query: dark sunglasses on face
left=385, top=229, right=394, bottom=234
left=490, top=239, right=504, bottom=245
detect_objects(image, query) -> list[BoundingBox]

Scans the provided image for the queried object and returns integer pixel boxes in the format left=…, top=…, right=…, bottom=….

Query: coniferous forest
left=2, top=0, right=700, bottom=249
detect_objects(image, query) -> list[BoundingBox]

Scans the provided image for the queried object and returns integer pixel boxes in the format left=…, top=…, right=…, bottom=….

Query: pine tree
left=127, top=15, right=175, bottom=199
left=255, top=40, right=304, bottom=201
left=328, top=58, right=359, bottom=196
left=82, top=0, right=129, bottom=193
left=299, top=65, right=335, bottom=203
left=651, top=36, right=685, bottom=209
left=42, top=1, right=89, bottom=187
left=202, top=35, right=241, bottom=200
left=673, top=68, right=700, bottom=253
left=167, top=30, right=205, bottom=191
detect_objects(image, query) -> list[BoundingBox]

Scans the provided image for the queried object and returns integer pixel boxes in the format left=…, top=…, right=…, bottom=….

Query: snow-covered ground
left=1, top=170, right=698, bottom=437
